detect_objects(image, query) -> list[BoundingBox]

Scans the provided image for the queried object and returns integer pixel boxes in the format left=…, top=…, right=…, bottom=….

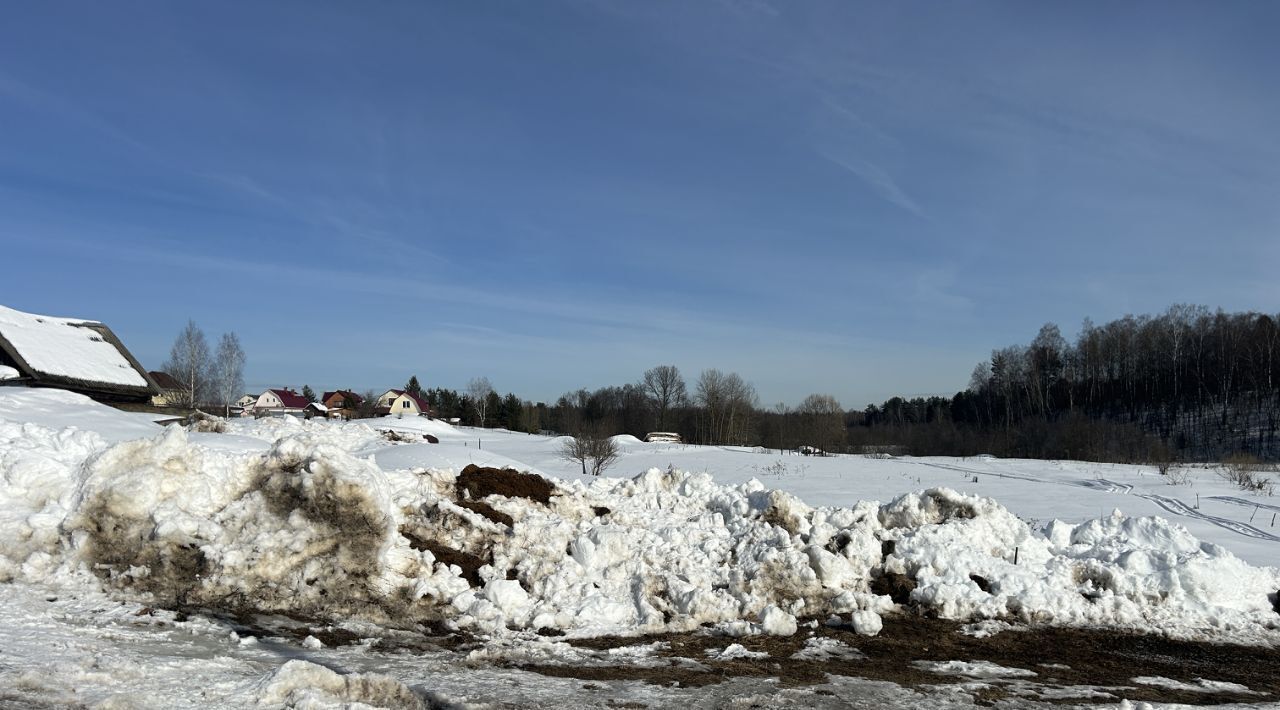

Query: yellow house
left=376, top=389, right=429, bottom=417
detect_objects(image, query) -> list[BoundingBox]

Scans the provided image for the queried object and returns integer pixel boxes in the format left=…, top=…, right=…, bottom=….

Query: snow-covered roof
left=0, top=365, right=19, bottom=381
left=0, top=305, right=154, bottom=399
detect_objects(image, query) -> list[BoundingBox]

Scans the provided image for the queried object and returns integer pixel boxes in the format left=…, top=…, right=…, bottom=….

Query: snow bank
left=0, top=388, right=160, bottom=443
left=0, top=305, right=147, bottom=386
left=0, top=389, right=1278, bottom=644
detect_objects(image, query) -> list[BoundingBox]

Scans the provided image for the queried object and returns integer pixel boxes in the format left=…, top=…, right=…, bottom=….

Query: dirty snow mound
left=65, top=428, right=462, bottom=620
left=0, top=394, right=1278, bottom=643
left=256, top=660, right=426, bottom=709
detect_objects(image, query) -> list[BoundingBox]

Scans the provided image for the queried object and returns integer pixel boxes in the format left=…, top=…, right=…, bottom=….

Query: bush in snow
left=558, top=430, right=619, bottom=476
left=1219, top=454, right=1276, bottom=494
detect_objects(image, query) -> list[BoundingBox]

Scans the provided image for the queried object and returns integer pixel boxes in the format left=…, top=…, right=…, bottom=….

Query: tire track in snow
left=908, top=461, right=1133, bottom=494
left=909, top=461, right=1278, bottom=543
left=1136, top=494, right=1280, bottom=543
left=906, top=460, right=1048, bottom=485
left=1208, top=496, right=1280, bottom=514
left=1074, top=479, right=1134, bottom=494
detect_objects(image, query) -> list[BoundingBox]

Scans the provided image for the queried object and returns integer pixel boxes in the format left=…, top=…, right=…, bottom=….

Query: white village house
left=253, top=388, right=310, bottom=415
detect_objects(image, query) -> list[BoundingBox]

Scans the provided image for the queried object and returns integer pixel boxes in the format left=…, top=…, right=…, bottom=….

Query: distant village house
left=375, top=389, right=431, bottom=417
left=321, top=390, right=362, bottom=419
left=254, top=387, right=309, bottom=415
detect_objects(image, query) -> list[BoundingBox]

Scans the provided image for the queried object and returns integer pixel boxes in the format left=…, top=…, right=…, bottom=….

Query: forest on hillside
left=410, top=305, right=1280, bottom=464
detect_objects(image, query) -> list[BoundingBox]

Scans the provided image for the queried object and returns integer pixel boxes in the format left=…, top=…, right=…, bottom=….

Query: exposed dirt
left=457, top=465, right=554, bottom=505
left=518, top=616, right=1280, bottom=706
left=398, top=529, right=489, bottom=587
left=378, top=430, right=438, bottom=444
left=78, top=496, right=209, bottom=606
left=455, top=499, right=514, bottom=527
left=869, top=572, right=916, bottom=605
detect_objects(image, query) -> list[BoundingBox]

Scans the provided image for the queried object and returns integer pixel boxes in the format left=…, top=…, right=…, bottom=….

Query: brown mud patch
left=457, top=465, right=554, bottom=505
left=520, top=617, right=1280, bottom=705
left=456, top=499, right=514, bottom=527
left=399, top=529, right=489, bottom=587
left=380, top=429, right=437, bottom=444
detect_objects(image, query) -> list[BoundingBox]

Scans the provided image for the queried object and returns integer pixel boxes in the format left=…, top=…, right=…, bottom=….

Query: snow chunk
left=757, top=605, right=798, bottom=636
left=849, top=610, right=883, bottom=636
left=255, top=659, right=424, bottom=708
left=914, top=659, right=1038, bottom=679
left=790, top=637, right=865, bottom=661
left=707, top=643, right=769, bottom=660
left=1131, top=676, right=1261, bottom=694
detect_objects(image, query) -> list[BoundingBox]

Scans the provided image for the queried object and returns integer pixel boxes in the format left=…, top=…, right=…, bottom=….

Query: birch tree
left=467, top=376, right=495, bottom=427
left=211, top=332, right=246, bottom=416
left=162, top=320, right=211, bottom=408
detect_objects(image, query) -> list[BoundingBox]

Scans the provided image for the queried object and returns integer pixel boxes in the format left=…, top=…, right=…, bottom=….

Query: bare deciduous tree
left=588, top=433, right=620, bottom=475
left=210, top=332, right=245, bottom=416
left=641, top=365, right=686, bottom=431
left=162, top=320, right=211, bottom=408
left=467, top=376, right=495, bottom=426
left=558, top=429, right=620, bottom=476
left=695, top=369, right=757, bottom=445
left=796, top=393, right=845, bottom=453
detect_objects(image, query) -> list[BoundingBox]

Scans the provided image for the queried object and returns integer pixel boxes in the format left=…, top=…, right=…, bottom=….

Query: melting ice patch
left=1130, top=676, right=1262, bottom=695
left=914, top=660, right=1038, bottom=679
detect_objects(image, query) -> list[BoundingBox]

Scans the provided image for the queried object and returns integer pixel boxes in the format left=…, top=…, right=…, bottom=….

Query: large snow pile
left=0, top=305, right=147, bottom=386
left=1, top=389, right=1278, bottom=644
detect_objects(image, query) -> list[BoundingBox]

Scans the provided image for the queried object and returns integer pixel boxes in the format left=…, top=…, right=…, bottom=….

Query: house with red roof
left=254, top=387, right=309, bottom=415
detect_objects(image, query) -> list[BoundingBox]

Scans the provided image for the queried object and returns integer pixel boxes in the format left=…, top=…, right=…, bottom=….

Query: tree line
left=441, top=305, right=1280, bottom=463
left=169, top=304, right=1280, bottom=464
left=862, top=305, right=1280, bottom=461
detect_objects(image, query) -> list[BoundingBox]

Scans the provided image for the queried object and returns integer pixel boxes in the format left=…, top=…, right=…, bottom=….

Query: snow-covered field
left=1, top=388, right=1278, bottom=708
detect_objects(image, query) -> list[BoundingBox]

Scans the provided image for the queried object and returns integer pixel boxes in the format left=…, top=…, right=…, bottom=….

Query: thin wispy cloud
left=821, top=152, right=922, bottom=216
left=1, top=2, right=1276, bottom=406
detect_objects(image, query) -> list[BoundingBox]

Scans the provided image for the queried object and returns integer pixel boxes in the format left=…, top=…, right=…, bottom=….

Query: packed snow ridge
left=1, top=389, right=1279, bottom=644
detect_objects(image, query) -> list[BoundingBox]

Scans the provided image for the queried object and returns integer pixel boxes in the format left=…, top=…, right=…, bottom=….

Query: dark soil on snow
left=398, top=530, right=489, bottom=587
left=456, top=465, right=554, bottom=505
left=160, top=600, right=1280, bottom=707
left=455, top=499, right=515, bottom=527
left=519, top=616, right=1280, bottom=706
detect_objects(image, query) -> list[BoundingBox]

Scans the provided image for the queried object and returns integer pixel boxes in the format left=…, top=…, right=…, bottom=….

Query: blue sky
left=2, top=1, right=1277, bottom=407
